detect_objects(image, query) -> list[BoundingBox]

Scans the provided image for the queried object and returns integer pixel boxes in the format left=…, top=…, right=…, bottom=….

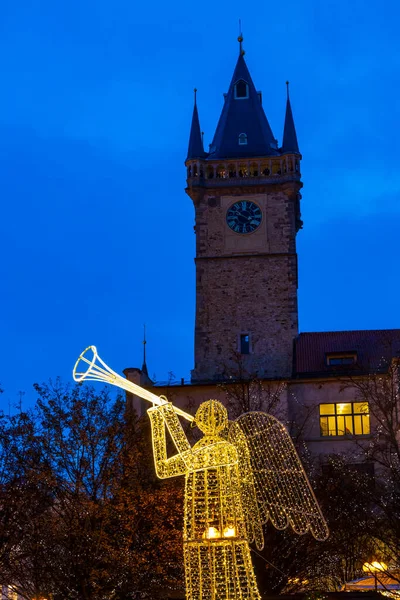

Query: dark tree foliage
left=251, top=456, right=378, bottom=595
left=0, top=381, right=184, bottom=600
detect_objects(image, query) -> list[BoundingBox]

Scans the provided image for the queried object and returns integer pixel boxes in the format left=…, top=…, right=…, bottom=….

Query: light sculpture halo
left=73, top=345, right=98, bottom=382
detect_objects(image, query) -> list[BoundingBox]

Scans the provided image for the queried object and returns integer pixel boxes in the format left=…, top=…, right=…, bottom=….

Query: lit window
left=240, top=334, right=250, bottom=354
left=238, top=133, right=248, bottom=145
left=319, top=402, right=370, bottom=437
left=234, top=80, right=249, bottom=99
left=326, top=353, right=357, bottom=366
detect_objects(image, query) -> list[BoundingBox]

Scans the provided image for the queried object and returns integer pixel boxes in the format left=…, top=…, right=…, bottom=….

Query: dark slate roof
left=295, top=329, right=400, bottom=377
left=208, top=54, right=279, bottom=159
left=281, top=94, right=299, bottom=154
left=187, top=101, right=206, bottom=160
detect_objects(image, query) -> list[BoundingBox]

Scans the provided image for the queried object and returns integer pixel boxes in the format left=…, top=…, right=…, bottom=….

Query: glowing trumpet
left=73, top=345, right=194, bottom=422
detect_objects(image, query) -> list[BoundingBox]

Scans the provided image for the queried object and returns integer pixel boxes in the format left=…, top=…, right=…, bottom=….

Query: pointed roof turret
left=208, top=39, right=279, bottom=159
left=187, top=88, right=206, bottom=160
left=282, top=81, right=300, bottom=154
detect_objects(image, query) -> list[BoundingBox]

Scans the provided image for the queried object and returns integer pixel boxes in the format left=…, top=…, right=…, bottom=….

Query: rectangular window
left=319, top=402, right=370, bottom=437
left=240, top=334, right=250, bottom=354
left=326, top=353, right=357, bottom=366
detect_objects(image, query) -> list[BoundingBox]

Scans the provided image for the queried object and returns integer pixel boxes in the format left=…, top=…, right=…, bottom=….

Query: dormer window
left=234, top=80, right=249, bottom=99
left=326, top=352, right=357, bottom=366
left=238, top=133, right=247, bottom=145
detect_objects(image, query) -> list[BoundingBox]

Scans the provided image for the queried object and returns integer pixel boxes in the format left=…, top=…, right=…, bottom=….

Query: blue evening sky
left=1, top=0, right=399, bottom=409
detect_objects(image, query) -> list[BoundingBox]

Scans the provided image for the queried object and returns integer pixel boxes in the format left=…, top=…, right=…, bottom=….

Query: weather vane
left=73, top=345, right=329, bottom=600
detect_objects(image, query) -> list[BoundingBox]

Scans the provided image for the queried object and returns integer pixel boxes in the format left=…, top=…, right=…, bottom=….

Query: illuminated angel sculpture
left=148, top=400, right=328, bottom=600
left=73, top=346, right=329, bottom=600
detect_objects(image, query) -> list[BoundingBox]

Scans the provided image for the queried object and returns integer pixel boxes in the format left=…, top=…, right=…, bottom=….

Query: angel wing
left=228, top=411, right=329, bottom=547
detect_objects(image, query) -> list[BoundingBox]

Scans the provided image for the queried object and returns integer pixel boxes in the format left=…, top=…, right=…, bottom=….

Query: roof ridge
left=299, top=328, right=400, bottom=335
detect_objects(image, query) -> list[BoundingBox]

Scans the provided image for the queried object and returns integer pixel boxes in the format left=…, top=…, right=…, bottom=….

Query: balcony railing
left=187, top=172, right=301, bottom=187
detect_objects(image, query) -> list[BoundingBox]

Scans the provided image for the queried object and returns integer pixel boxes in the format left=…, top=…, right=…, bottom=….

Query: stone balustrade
left=186, top=155, right=301, bottom=186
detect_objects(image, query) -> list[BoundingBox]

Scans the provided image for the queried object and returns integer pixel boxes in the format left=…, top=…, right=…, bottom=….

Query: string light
left=72, top=347, right=329, bottom=600
left=148, top=400, right=329, bottom=600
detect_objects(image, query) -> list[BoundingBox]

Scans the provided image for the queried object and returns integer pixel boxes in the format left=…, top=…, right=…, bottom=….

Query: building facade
left=126, top=41, right=400, bottom=465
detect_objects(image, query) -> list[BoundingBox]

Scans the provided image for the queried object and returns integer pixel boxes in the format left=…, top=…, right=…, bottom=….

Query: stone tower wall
left=189, top=181, right=300, bottom=381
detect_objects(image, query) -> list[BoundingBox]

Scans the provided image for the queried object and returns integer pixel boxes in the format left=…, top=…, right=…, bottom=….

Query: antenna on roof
left=194, top=87, right=197, bottom=105
left=286, top=80, right=290, bottom=100
left=142, top=324, right=148, bottom=376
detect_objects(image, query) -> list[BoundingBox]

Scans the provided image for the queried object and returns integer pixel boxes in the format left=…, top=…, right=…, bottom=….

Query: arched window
left=228, top=164, right=236, bottom=178
left=238, top=133, right=247, bottom=146
left=238, top=164, right=248, bottom=177
left=216, top=165, right=226, bottom=179
left=250, top=162, right=258, bottom=177
left=234, top=80, right=249, bottom=99
left=261, top=163, right=270, bottom=176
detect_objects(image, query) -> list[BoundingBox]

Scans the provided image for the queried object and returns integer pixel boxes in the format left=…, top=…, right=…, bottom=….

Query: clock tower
left=186, top=41, right=302, bottom=382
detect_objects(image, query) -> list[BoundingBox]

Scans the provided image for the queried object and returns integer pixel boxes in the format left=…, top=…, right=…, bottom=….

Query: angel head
left=195, top=400, right=228, bottom=435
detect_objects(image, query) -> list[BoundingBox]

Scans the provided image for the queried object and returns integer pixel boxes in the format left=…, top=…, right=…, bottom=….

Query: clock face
left=226, top=201, right=262, bottom=234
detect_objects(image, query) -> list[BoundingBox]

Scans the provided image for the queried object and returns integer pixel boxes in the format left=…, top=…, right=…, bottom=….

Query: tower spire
left=282, top=81, right=300, bottom=154
left=208, top=50, right=277, bottom=159
left=187, top=88, right=206, bottom=160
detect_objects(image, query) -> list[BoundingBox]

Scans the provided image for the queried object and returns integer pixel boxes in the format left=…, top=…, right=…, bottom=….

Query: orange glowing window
left=319, top=402, right=370, bottom=437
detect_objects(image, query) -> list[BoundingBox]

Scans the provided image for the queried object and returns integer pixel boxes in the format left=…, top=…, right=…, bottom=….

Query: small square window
left=240, top=334, right=250, bottom=354
left=320, top=404, right=335, bottom=415
left=336, top=403, right=352, bottom=414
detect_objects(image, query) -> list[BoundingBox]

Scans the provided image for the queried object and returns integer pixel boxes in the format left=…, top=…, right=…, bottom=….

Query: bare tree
left=217, top=351, right=286, bottom=419
left=340, top=358, right=400, bottom=577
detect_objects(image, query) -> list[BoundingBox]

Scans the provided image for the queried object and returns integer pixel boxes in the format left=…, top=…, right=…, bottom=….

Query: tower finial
left=286, top=80, right=290, bottom=100
left=238, top=20, right=245, bottom=55
left=194, top=88, right=197, bottom=105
